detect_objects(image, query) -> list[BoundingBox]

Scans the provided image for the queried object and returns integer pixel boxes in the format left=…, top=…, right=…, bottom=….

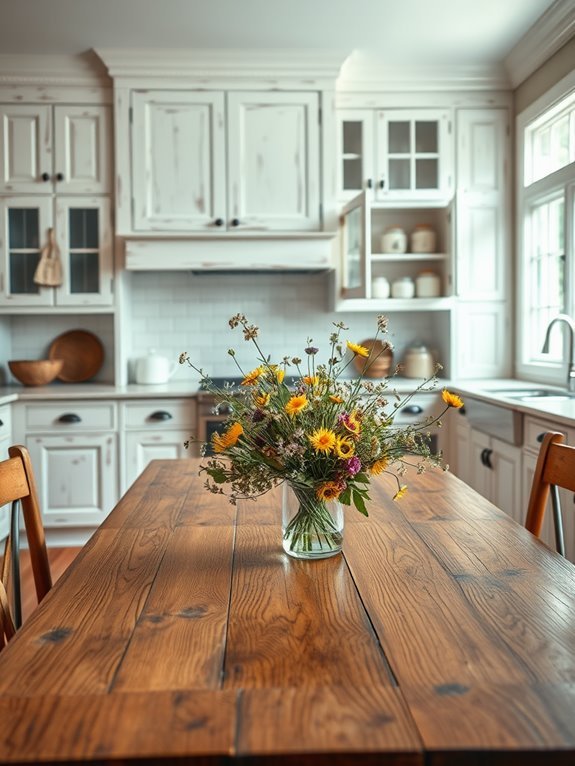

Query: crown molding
left=505, top=0, right=575, bottom=88
left=0, top=52, right=110, bottom=87
left=337, top=53, right=511, bottom=92
left=95, top=48, right=347, bottom=87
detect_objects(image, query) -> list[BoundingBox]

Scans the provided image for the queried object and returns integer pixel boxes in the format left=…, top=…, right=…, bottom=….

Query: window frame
left=516, top=69, right=575, bottom=386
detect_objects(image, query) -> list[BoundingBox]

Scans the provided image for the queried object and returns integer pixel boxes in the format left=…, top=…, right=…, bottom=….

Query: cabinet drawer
left=122, top=399, right=196, bottom=429
left=23, top=402, right=116, bottom=430
left=523, top=416, right=568, bottom=455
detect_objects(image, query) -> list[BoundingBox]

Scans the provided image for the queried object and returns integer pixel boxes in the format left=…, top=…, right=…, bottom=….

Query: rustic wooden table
left=0, top=459, right=574, bottom=765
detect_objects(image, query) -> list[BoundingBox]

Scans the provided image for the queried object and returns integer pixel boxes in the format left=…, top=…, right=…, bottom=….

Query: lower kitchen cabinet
left=120, top=399, right=197, bottom=493
left=522, top=415, right=575, bottom=562
left=0, top=403, right=12, bottom=541
left=466, top=427, right=522, bottom=523
left=13, top=401, right=118, bottom=533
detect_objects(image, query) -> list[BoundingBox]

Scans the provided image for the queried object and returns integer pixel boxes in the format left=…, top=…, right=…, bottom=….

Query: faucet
left=541, top=314, right=575, bottom=392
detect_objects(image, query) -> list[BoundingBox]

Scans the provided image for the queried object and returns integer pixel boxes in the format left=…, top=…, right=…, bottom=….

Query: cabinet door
left=54, top=196, right=113, bottom=306
left=468, top=428, right=492, bottom=500
left=27, top=433, right=118, bottom=527
left=490, top=437, right=522, bottom=522
left=131, top=91, right=226, bottom=231
left=124, top=430, right=192, bottom=492
left=0, top=105, right=52, bottom=194
left=450, top=412, right=471, bottom=484
left=375, top=110, right=452, bottom=201
left=336, top=110, right=375, bottom=201
left=227, top=91, right=320, bottom=231
left=54, top=105, right=112, bottom=194
left=452, top=301, right=511, bottom=380
left=340, top=191, right=369, bottom=298
left=455, top=109, right=509, bottom=300
left=0, top=196, right=54, bottom=306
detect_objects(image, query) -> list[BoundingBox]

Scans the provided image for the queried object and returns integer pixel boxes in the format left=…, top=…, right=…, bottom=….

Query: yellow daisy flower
left=330, top=394, right=344, bottom=404
left=309, top=427, right=336, bottom=454
left=346, top=341, right=369, bottom=358
left=369, top=457, right=389, bottom=475
left=276, top=368, right=285, bottom=384
left=303, top=375, right=319, bottom=386
left=393, top=485, right=408, bottom=501
left=335, top=435, right=355, bottom=458
left=241, top=367, right=263, bottom=386
left=255, top=392, right=270, bottom=407
left=342, top=412, right=361, bottom=435
left=285, top=394, right=308, bottom=417
left=442, top=389, right=464, bottom=409
left=316, top=481, right=342, bottom=501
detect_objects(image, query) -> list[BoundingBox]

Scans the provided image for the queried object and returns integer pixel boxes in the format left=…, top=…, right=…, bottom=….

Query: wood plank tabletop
left=0, top=458, right=574, bottom=765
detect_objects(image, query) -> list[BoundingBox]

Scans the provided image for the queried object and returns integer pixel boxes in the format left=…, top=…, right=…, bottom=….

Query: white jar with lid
left=415, top=271, right=441, bottom=298
left=372, top=276, right=391, bottom=299
left=381, top=227, right=407, bottom=254
left=411, top=224, right=436, bottom=253
left=391, top=277, right=415, bottom=299
left=403, top=343, right=435, bottom=379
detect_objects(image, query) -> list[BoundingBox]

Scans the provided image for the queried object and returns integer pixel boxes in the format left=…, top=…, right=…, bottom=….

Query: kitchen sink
left=488, top=388, right=575, bottom=401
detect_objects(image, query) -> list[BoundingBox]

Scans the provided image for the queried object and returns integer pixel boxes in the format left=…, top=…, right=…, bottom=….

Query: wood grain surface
left=0, top=459, right=574, bottom=765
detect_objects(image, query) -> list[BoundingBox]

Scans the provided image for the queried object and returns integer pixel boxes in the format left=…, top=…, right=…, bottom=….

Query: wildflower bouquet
left=180, top=314, right=463, bottom=559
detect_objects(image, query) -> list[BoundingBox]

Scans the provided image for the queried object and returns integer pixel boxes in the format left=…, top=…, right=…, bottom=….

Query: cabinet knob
left=536, top=432, right=546, bottom=443
left=0, top=419, right=3, bottom=427
left=230, top=218, right=240, bottom=227
left=56, top=172, right=64, bottom=182
left=459, top=406, right=466, bottom=416
left=366, top=179, right=373, bottom=189
left=379, top=179, right=385, bottom=189
left=214, top=218, right=224, bottom=227
left=401, top=404, right=423, bottom=415
left=149, top=411, right=173, bottom=422
left=41, top=172, right=50, bottom=182
left=58, top=413, right=81, bottom=424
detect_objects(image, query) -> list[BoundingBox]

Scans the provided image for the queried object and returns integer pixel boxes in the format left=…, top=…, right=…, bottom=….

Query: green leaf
left=352, top=491, right=369, bottom=516
left=354, top=472, right=371, bottom=484
left=339, top=487, right=352, bottom=506
left=207, top=467, right=228, bottom=484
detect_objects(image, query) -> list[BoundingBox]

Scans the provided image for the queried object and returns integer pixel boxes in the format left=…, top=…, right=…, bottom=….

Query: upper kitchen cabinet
left=336, top=108, right=453, bottom=204
left=0, top=104, right=112, bottom=196
left=130, top=90, right=320, bottom=233
left=0, top=195, right=114, bottom=309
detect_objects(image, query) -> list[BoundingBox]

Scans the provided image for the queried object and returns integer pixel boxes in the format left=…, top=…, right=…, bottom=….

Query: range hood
left=122, top=232, right=338, bottom=272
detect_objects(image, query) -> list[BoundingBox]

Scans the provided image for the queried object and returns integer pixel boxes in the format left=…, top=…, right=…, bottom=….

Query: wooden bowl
left=8, top=359, right=64, bottom=386
left=352, top=339, right=393, bottom=378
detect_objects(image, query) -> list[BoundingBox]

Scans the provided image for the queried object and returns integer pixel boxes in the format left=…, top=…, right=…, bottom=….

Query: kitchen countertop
left=1, top=377, right=575, bottom=429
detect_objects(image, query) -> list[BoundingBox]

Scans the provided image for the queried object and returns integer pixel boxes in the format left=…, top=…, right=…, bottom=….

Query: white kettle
left=135, top=349, right=177, bottom=385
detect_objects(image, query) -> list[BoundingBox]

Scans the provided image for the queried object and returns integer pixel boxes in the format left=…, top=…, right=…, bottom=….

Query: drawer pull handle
left=0, top=419, right=3, bottom=427
left=150, top=411, right=173, bottom=422
left=401, top=404, right=423, bottom=415
left=459, top=405, right=466, bottom=416
left=536, top=432, right=546, bottom=443
left=58, top=413, right=81, bottom=424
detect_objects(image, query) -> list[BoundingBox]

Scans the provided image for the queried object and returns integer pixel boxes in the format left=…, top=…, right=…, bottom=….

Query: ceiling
left=0, top=0, right=560, bottom=68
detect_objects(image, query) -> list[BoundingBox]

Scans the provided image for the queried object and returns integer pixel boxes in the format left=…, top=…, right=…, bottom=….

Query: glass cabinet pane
left=8, top=208, right=41, bottom=294
left=415, top=159, right=438, bottom=189
left=343, top=206, right=362, bottom=289
left=415, top=122, right=438, bottom=153
left=388, top=122, right=410, bottom=153
left=389, top=159, right=411, bottom=190
left=68, top=208, right=100, bottom=294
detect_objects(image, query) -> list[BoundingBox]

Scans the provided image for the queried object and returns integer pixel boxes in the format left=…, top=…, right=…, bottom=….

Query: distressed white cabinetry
left=467, top=427, right=522, bottom=523
left=0, top=404, right=12, bottom=541
left=129, top=90, right=321, bottom=233
left=453, top=108, right=511, bottom=379
left=120, top=399, right=198, bottom=492
left=0, top=104, right=112, bottom=195
left=522, top=416, right=575, bottom=562
left=14, top=401, right=118, bottom=532
left=0, top=195, right=114, bottom=308
left=336, top=108, right=453, bottom=203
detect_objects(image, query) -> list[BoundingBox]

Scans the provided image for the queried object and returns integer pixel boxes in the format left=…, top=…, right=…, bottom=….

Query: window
left=517, top=70, right=575, bottom=385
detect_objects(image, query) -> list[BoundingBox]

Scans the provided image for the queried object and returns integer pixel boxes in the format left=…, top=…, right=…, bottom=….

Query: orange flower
left=442, top=389, right=464, bottom=409
left=255, top=392, right=270, bottom=407
left=369, top=457, right=389, bottom=475
left=329, top=394, right=343, bottom=404
left=241, top=367, right=263, bottom=386
left=212, top=422, right=243, bottom=453
left=316, top=481, right=342, bottom=501
left=285, top=394, right=308, bottom=417
left=303, top=375, right=319, bottom=386
left=309, top=427, right=336, bottom=454
left=342, top=412, right=361, bottom=435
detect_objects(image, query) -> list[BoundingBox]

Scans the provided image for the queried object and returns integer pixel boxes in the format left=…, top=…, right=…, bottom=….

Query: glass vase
left=281, top=482, right=344, bottom=560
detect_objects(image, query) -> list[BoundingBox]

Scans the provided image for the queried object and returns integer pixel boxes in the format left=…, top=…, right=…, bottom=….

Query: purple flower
left=345, top=456, right=362, bottom=476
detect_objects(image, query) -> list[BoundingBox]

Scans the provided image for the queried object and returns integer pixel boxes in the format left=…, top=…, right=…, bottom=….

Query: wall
left=126, top=272, right=451, bottom=386
left=514, top=36, right=575, bottom=114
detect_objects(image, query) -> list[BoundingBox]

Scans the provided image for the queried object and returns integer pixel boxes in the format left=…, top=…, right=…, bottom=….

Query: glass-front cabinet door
left=336, top=110, right=375, bottom=202
left=55, top=196, right=113, bottom=306
left=0, top=196, right=113, bottom=307
left=376, top=110, right=452, bottom=200
left=340, top=191, right=368, bottom=298
left=0, top=196, right=53, bottom=306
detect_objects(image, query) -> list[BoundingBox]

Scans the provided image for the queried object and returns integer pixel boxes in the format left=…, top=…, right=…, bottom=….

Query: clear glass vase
left=281, top=482, right=344, bottom=559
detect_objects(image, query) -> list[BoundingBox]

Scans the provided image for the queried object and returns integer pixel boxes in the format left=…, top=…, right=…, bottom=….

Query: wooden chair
left=0, top=445, right=52, bottom=649
left=525, top=431, right=575, bottom=557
